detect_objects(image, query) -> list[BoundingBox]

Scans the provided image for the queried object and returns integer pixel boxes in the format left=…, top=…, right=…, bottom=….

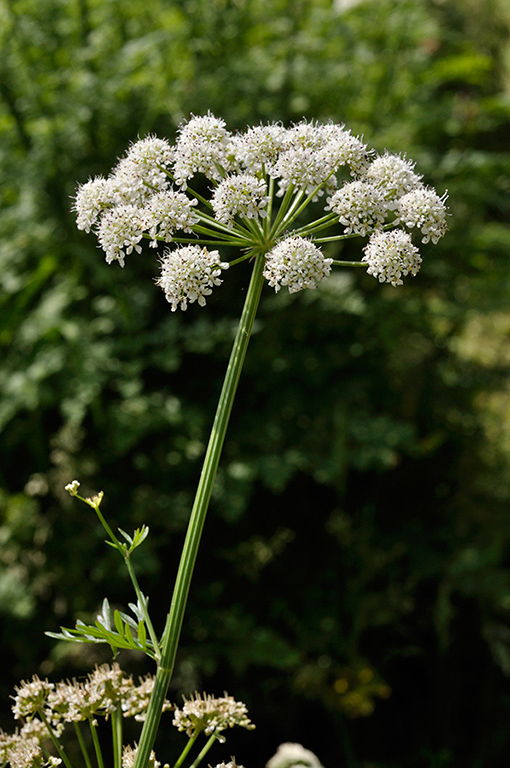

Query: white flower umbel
left=271, top=121, right=337, bottom=196
left=172, top=692, right=255, bottom=741
left=396, top=188, right=449, bottom=244
left=322, top=124, right=371, bottom=176
left=143, top=190, right=200, bottom=246
left=72, top=116, right=449, bottom=768
left=110, top=136, right=174, bottom=207
left=364, top=152, right=423, bottom=207
left=173, top=114, right=233, bottom=187
left=328, top=180, right=389, bottom=235
left=75, top=113, right=449, bottom=316
left=362, top=229, right=422, bottom=286
left=97, top=205, right=145, bottom=266
left=263, top=237, right=333, bottom=294
left=156, top=245, right=229, bottom=311
left=229, top=123, right=288, bottom=174
left=212, top=173, right=269, bottom=228
left=12, top=676, right=54, bottom=720
left=74, top=177, right=116, bottom=232
left=6, top=739, right=43, bottom=768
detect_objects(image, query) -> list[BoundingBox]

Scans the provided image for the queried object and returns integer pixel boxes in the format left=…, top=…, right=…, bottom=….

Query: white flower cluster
left=172, top=692, right=255, bottom=741
left=364, top=152, right=423, bottom=204
left=263, top=237, right=333, bottom=294
left=327, top=181, right=388, bottom=236
left=396, top=188, right=449, bottom=243
left=362, top=230, right=422, bottom=287
left=74, top=113, right=448, bottom=305
left=173, top=113, right=233, bottom=186
left=212, top=173, right=269, bottom=228
left=266, top=743, right=323, bottom=768
left=270, top=121, right=369, bottom=197
left=156, top=245, right=229, bottom=312
left=122, top=745, right=160, bottom=768
left=143, top=191, right=199, bottom=246
left=10, top=664, right=171, bottom=729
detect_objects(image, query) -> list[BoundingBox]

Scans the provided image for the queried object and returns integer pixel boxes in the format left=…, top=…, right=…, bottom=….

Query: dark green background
left=1, top=0, right=510, bottom=766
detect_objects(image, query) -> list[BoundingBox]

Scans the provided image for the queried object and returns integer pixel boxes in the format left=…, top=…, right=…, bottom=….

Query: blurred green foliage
left=1, top=0, right=510, bottom=766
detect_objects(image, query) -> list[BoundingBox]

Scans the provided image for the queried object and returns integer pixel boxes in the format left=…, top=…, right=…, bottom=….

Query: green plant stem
left=111, top=705, right=123, bottom=768
left=39, top=710, right=74, bottom=768
left=123, top=556, right=160, bottom=657
left=172, top=732, right=201, bottom=768
left=89, top=718, right=105, bottom=768
left=188, top=733, right=218, bottom=768
left=332, top=259, right=367, bottom=267
left=133, top=251, right=266, bottom=768
left=74, top=722, right=94, bottom=768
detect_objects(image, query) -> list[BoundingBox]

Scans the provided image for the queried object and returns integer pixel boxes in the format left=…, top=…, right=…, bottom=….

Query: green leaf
left=138, top=621, right=147, bottom=650
left=124, top=622, right=135, bottom=646
left=113, top=609, right=124, bottom=637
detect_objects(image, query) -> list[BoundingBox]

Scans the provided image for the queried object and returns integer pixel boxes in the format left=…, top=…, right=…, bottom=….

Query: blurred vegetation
left=1, top=0, right=510, bottom=766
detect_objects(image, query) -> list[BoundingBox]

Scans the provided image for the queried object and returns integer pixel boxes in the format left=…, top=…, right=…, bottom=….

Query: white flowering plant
left=2, top=115, right=448, bottom=768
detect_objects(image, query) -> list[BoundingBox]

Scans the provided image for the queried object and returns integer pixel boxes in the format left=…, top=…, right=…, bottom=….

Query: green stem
left=132, top=251, right=267, bottom=768
left=291, top=212, right=338, bottom=237
left=74, top=722, right=94, bottom=768
left=170, top=238, right=251, bottom=247
left=264, top=176, right=275, bottom=237
left=172, top=732, right=201, bottom=768
left=332, top=259, right=367, bottom=267
left=93, top=506, right=121, bottom=548
left=89, top=718, right=105, bottom=768
left=38, top=711, right=74, bottom=768
left=188, top=733, right=218, bottom=768
left=268, top=183, right=297, bottom=239
left=111, top=705, right=123, bottom=768
left=193, top=222, right=252, bottom=241
left=123, top=556, right=160, bottom=657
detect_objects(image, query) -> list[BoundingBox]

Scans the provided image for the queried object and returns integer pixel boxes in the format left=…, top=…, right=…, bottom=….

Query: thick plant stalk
left=133, top=250, right=266, bottom=768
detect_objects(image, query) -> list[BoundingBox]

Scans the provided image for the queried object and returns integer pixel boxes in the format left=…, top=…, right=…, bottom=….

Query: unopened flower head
left=65, top=480, right=80, bottom=496
left=263, top=237, right=332, bottom=294
left=328, top=181, right=388, bottom=236
left=12, top=677, right=54, bottom=720
left=266, top=744, right=323, bottom=768
left=212, top=174, right=269, bottom=228
left=362, top=229, right=422, bottom=287
left=172, top=692, right=255, bottom=741
left=156, top=246, right=229, bottom=312
left=396, top=188, right=448, bottom=243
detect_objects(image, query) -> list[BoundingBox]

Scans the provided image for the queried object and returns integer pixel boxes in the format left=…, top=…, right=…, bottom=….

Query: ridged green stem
left=132, top=250, right=266, bottom=768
